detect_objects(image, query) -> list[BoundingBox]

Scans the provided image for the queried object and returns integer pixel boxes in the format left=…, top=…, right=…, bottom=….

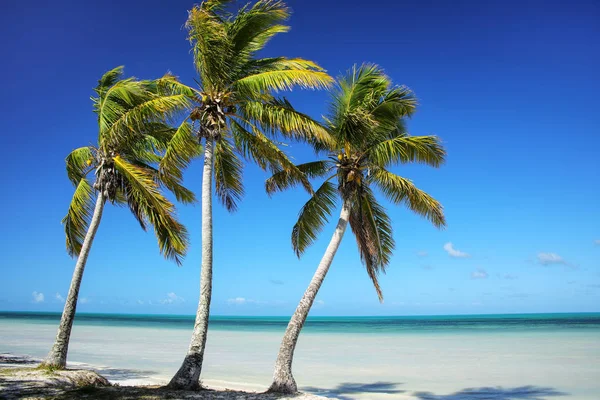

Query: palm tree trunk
left=269, top=200, right=351, bottom=394
left=42, top=193, right=106, bottom=369
left=168, top=138, right=215, bottom=390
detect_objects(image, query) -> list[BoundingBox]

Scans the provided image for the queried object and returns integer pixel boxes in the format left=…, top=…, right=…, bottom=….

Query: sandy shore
left=1, top=319, right=599, bottom=399
left=0, top=354, right=329, bottom=400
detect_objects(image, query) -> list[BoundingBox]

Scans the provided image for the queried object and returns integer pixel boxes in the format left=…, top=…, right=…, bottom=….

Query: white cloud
left=537, top=252, right=570, bottom=266
left=417, top=251, right=428, bottom=257
left=503, top=274, right=518, bottom=280
left=161, top=292, right=185, bottom=304
left=471, top=268, right=488, bottom=279
left=80, top=297, right=89, bottom=304
left=31, top=291, right=44, bottom=303
left=443, top=242, right=470, bottom=258
left=315, top=300, right=325, bottom=306
left=226, top=297, right=267, bottom=305
left=55, top=293, right=65, bottom=303
left=227, top=297, right=248, bottom=305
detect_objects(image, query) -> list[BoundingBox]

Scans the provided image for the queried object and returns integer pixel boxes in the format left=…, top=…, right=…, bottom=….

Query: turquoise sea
left=1, top=312, right=599, bottom=399
left=1, top=311, right=600, bottom=334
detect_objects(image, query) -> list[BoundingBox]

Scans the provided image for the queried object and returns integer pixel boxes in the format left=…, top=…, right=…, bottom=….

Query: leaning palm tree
left=266, top=64, right=447, bottom=393
left=42, top=66, right=197, bottom=369
left=163, top=0, right=333, bottom=389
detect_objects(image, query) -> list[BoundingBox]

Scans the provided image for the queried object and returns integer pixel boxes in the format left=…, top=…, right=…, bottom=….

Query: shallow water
left=1, top=312, right=599, bottom=399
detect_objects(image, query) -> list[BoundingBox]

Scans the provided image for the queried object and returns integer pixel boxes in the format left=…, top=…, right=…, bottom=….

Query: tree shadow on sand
left=303, top=381, right=404, bottom=400
left=413, top=385, right=568, bottom=400
left=90, top=366, right=157, bottom=381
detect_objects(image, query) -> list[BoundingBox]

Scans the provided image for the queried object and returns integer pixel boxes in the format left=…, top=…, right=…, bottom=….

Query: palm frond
left=100, top=93, right=192, bottom=149
left=365, top=133, right=445, bottom=168
left=235, top=68, right=332, bottom=95
left=65, top=147, right=94, bottom=186
left=159, top=121, right=202, bottom=204
left=291, top=181, right=338, bottom=257
left=94, top=66, right=124, bottom=98
left=265, top=160, right=333, bottom=195
left=370, top=85, right=417, bottom=131
left=228, top=0, right=290, bottom=56
left=186, top=3, right=231, bottom=90
left=230, top=118, right=314, bottom=193
left=152, top=73, right=199, bottom=97
left=113, top=156, right=188, bottom=264
left=62, top=179, right=96, bottom=257
left=371, top=167, right=446, bottom=228
left=214, top=139, right=245, bottom=212
left=348, top=187, right=394, bottom=301
left=241, top=97, right=334, bottom=147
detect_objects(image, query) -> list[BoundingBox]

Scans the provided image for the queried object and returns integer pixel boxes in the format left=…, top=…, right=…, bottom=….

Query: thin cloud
left=503, top=274, right=518, bottom=280
left=471, top=268, right=488, bottom=279
left=417, top=251, right=428, bottom=257
left=269, top=279, right=284, bottom=285
left=595, top=240, right=600, bottom=246
left=537, top=252, right=573, bottom=267
left=227, top=297, right=266, bottom=305
left=31, top=291, right=44, bottom=303
left=315, top=300, right=325, bottom=306
left=227, top=297, right=248, bottom=305
left=444, top=242, right=470, bottom=258
left=55, top=293, right=65, bottom=303
left=161, top=292, right=184, bottom=304
left=421, top=264, right=434, bottom=270
left=80, top=297, right=90, bottom=304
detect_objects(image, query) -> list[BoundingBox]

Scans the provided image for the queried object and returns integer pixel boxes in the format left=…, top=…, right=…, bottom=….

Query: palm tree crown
left=267, top=64, right=447, bottom=300
left=64, top=66, right=197, bottom=264
left=161, top=0, right=334, bottom=211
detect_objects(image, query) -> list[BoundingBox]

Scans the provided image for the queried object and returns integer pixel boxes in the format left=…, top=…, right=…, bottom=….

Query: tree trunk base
left=40, top=351, right=67, bottom=370
left=268, top=371, right=298, bottom=394
left=166, top=354, right=203, bottom=391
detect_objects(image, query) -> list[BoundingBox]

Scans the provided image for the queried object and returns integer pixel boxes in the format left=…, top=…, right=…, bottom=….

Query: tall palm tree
left=42, top=66, right=197, bottom=369
left=266, top=64, right=447, bottom=393
left=163, top=0, right=333, bottom=389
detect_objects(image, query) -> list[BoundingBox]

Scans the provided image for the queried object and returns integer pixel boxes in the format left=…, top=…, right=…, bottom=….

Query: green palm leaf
left=159, top=121, right=202, bottom=204
left=62, top=178, right=96, bottom=257
left=365, top=133, right=446, bottom=168
left=241, top=98, right=334, bottom=147
left=65, top=147, right=93, bottom=186
left=265, top=160, right=333, bottom=195
left=235, top=69, right=332, bottom=95
left=348, top=187, right=394, bottom=301
left=371, top=167, right=446, bottom=228
left=113, top=156, right=188, bottom=264
left=291, top=180, right=338, bottom=257
left=214, top=139, right=245, bottom=212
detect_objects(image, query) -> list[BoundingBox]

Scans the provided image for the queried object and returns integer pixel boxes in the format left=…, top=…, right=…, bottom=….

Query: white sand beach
left=1, top=319, right=599, bottom=399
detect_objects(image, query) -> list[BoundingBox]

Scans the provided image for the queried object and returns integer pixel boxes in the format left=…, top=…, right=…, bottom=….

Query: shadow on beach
left=413, top=385, right=568, bottom=400
left=90, top=366, right=158, bottom=381
left=303, top=381, right=405, bottom=400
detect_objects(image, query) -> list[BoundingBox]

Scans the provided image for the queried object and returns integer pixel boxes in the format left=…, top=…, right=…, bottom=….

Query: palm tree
left=266, top=64, right=447, bottom=393
left=163, top=0, right=333, bottom=389
left=42, top=66, right=197, bottom=369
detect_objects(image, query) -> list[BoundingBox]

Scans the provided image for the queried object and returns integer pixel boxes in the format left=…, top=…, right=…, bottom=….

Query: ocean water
left=1, top=312, right=599, bottom=399
left=2, top=311, right=600, bottom=333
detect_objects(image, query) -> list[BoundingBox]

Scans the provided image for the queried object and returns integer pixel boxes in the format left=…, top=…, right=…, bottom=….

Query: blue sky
left=1, top=0, right=598, bottom=316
